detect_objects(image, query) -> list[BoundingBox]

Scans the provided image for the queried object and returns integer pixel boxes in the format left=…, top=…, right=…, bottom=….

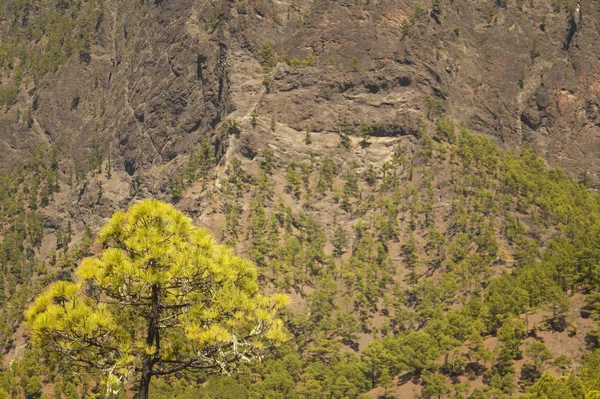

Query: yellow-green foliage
left=25, top=199, right=289, bottom=395
left=522, top=349, right=600, bottom=398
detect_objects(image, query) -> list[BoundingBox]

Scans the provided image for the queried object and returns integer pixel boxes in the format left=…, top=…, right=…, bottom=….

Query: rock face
left=1, top=0, right=600, bottom=184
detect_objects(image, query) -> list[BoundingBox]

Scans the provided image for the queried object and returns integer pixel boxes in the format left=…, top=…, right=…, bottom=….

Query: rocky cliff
left=2, top=0, right=600, bottom=188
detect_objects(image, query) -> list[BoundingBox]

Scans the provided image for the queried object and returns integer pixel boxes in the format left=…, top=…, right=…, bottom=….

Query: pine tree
left=25, top=199, right=289, bottom=399
left=359, top=122, right=372, bottom=148
left=105, top=156, right=112, bottom=179
left=379, top=368, right=395, bottom=399
left=304, top=125, right=312, bottom=145
left=422, top=374, right=450, bottom=399
left=332, top=226, right=348, bottom=257
left=285, top=161, right=302, bottom=199
left=525, top=342, right=553, bottom=374
left=402, top=235, right=418, bottom=269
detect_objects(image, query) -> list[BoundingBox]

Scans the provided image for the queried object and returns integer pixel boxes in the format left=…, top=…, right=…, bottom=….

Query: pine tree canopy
left=25, top=199, right=289, bottom=398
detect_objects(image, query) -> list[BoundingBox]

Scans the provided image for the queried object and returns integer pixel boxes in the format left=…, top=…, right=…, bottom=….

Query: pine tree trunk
left=139, top=368, right=151, bottom=399
left=139, top=283, right=160, bottom=399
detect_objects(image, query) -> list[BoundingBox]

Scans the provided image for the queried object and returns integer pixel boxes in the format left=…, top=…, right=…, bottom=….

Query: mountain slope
left=2, top=0, right=600, bottom=398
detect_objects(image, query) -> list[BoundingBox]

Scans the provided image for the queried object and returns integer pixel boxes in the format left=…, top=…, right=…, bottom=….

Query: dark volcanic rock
left=2, top=0, right=600, bottom=185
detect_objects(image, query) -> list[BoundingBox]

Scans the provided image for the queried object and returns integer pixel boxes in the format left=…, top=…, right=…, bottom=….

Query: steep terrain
left=3, top=1, right=600, bottom=182
left=2, top=0, right=600, bottom=398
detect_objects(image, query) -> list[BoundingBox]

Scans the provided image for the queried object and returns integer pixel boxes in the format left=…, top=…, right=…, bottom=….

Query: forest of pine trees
left=1, top=116, right=600, bottom=397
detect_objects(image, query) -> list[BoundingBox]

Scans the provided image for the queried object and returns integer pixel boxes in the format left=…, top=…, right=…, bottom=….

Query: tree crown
left=25, top=199, right=289, bottom=396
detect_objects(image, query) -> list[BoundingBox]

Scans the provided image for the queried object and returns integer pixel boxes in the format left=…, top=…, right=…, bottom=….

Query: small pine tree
left=332, top=226, right=348, bottom=257
left=379, top=368, right=395, bottom=399
left=105, top=156, right=112, bottom=179
left=349, top=56, right=360, bottom=72
left=339, top=131, right=351, bottom=149
left=304, top=124, right=312, bottom=145
left=402, top=235, right=418, bottom=269
left=359, top=122, right=372, bottom=148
